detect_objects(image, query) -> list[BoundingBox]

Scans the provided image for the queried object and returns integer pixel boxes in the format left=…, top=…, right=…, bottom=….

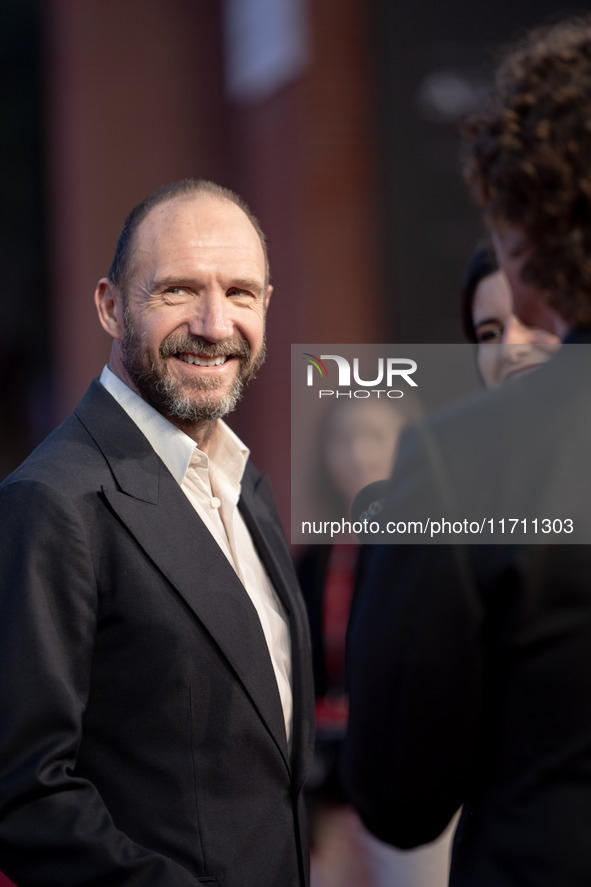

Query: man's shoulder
left=424, top=348, right=575, bottom=453
left=394, top=347, right=591, bottom=534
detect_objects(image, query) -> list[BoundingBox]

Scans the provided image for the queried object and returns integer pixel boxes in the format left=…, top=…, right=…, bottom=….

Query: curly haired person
left=463, top=15, right=591, bottom=329
left=344, top=16, right=591, bottom=887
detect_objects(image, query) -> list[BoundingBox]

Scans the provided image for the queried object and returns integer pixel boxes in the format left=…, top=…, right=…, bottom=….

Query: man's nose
left=187, top=289, right=233, bottom=341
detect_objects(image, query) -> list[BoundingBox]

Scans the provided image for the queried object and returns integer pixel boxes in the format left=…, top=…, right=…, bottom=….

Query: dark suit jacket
left=0, top=381, right=314, bottom=887
left=343, top=330, right=591, bottom=886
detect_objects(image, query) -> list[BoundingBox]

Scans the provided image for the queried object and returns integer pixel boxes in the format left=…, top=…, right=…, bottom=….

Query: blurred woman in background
left=298, top=395, right=456, bottom=887
left=460, top=243, right=560, bottom=387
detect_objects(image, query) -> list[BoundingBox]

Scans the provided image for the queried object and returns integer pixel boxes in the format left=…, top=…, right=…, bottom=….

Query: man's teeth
left=178, top=354, right=229, bottom=367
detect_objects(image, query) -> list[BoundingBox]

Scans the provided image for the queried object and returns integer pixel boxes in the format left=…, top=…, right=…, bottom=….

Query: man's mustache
left=159, top=334, right=252, bottom=361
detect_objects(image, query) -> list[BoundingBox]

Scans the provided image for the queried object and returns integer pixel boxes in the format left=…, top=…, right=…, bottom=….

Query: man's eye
left=166, top=286, right=182, bottom=295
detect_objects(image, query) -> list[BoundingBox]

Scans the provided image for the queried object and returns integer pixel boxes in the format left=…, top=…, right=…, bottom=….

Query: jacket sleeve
left=341, top=423, right=484, bottom=848
left=0, top=478, right=198, bottom=886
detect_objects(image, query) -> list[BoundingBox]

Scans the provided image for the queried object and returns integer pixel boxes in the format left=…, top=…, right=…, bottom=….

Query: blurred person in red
left=299, top=397, right=454, bottom=887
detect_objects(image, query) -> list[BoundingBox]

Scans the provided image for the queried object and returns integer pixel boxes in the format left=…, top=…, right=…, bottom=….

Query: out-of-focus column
left=44, top=0, right=229, bottom=424
left=226, top=0, right=383, bottom=527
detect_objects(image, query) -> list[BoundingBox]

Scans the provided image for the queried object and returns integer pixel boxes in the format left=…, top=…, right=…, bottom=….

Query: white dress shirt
left=99, top=366, right=293, bottom=748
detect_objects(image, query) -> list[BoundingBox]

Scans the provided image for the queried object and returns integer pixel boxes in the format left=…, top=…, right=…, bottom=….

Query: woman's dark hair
left=460, top=244, right=499, bottom=342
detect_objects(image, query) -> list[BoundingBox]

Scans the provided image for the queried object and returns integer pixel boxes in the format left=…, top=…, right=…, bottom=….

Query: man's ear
left=94, top=278, right=125, bottom=341
left=264, top=284, right=273, bottom=312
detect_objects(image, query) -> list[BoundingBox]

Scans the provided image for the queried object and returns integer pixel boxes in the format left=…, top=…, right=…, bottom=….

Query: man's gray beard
left=121, top=316, right=266, bottom=425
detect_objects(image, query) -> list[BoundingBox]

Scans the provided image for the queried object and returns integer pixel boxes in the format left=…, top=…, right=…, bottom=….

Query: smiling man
left=98, top=184, right=271, bottom=438
left=0, top=179, right=314, bottom=887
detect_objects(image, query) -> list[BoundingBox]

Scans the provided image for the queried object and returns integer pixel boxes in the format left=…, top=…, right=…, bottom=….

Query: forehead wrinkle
left=131, top=194, right=268, bottom=287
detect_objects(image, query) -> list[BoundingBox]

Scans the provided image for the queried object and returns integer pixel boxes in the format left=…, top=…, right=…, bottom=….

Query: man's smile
left=176, top=352, right=232, bottom=367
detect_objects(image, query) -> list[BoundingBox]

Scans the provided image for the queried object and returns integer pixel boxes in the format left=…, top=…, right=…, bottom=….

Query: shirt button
left=211, top=497, right=221, bottom=509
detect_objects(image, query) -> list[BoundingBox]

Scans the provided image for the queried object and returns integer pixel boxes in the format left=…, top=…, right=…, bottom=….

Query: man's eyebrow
left=150, top=275, right=265, bottom=296
left=151, top=275, right=193, bottom=290
left=227, top=277, right=265, bottom=296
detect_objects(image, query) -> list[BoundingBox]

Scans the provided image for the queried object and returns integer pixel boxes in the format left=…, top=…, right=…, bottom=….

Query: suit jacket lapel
left=75, top=382, right=291, bottom=769
left=239, top=469, right=315, bottom=791
left=238, top=470, right=295, bottom=614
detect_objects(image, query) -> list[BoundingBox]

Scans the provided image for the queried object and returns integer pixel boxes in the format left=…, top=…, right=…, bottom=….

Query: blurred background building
left=0, top=0, right=587, bottom=533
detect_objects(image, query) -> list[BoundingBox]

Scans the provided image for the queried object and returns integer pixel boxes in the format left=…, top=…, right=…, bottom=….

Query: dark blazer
left=343, top=331, right=591, bottom=887
left=0, top=381, right=314, bottom=887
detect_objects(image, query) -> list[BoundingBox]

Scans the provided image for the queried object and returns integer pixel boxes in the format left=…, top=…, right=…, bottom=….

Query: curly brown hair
left=462, top=16, right=591, bottom=325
